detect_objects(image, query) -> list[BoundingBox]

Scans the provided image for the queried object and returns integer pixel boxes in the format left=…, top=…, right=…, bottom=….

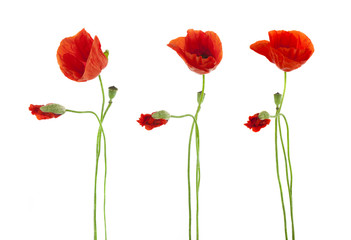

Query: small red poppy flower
left=244, top=113, right=271, bottom=132
left=168, top=29, right=223, bottom=75
left=137, top=113, right=168, bottom=130
left=57, top=28, right=108, bottom=82
left=29, top=104, right=62, bottom=120
left=250, top=30, right=314, bottom=72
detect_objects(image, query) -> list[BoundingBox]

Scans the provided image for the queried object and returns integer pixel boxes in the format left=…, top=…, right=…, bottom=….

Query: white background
left=1, top=0, right=350, bottom=239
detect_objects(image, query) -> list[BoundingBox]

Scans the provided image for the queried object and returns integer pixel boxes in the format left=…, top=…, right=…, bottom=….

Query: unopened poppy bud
left=40, top=103, right=66, bottom=115
left=152, top=110, right=171, bottom=120
left=258, top=111, right=270, bottom=120
left=197, top=91, right=206, bottom=104
left=274, top=92, right=282, bottom=106
left=104, top=50, right=109, bottom=59
left=108, top=86, right=118, bottom=100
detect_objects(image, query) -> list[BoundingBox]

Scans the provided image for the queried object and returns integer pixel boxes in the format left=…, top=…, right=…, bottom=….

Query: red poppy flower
left=137, top=113, right=168, bottom=130
left=57, top=28, right=108, bottom=82
left=250, top=30, right=314, bottom=72
left=29, top=104, right=62, bottom=120
left=244, top=113, right=271, bottom=132
left=168, top=29, right=223, bottom=75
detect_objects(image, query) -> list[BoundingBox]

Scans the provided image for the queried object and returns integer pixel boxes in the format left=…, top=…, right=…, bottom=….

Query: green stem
left=170, top=114, right=199, bottom=130
left=98, top=75, right=109, bottom=240
left=274, top=71, right=289, bottom=240
left=170, top=114, right=200, bottom=240
left=278, top=115, right=290, bottom=191
left=102, top=122, right=108, bottom=240
left=280, top=113, right=295, bottom=240
left=187, top=122, right=194, bottom=240
left=182, top=74, right=205, bottom=240
left=275, top=112, right=289, bottom=240
left=279, top=72, right=287, bottom=112
left=99, top=75, right=106, bottom=119
left=191, top=75, right=205, bottom=240
left=66, top=109, right=105, bottom=240
left=102, top=101, right=112, bottom=122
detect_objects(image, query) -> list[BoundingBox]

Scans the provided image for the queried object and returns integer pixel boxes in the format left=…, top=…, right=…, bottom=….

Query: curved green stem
left=189, top=75, right=205, bottom=240
left=102, top=123, right=108, bottom=240
left=278, top=115, right=290, bottom=190
left=98, top=75, right=109, bottom=240
left=171, top=114, right=200, bottom=240
left=274, top=71, right=289, bottom=240
left=66, top=109, right=105, bottom=240
left=180, top=74, right=205, bottom=240
left=170, top=114, right=199, bottom=130
left=279, top=72, right=287, bottom=112
left=280, top=113, right=295, bottom=240
left=102, top=102, right=112, bottom=122
left=99, top=75, right=106, bottom=119
left=275, top=112, right=289, bottom=240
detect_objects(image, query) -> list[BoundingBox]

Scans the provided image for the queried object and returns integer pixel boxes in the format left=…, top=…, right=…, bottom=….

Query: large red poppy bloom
left=168, top=29, right=223, bottom=75
left=29, top=104, right=62, bottom=120
left=250, top=30, right=314, bottom=72
left=57, top=28, right=108, bottom=82
left=137, top=113, right=168, bottom=130
left=244, top=113, right=271, bottom=132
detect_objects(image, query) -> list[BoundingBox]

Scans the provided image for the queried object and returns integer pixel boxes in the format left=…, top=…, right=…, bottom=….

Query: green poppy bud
left=258, top=111, right=270, bottom=120
left=152, top=110, right=171, bottom=120
left=108, top=86, right=118, bottom=100
left=40, top=103, right=66, bottom=115
left=274, top=92, right=282, bottom=107
left=197, top=91, right=205, bottom=104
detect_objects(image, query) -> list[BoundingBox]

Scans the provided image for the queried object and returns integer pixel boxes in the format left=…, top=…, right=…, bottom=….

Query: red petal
left=168, top=29, right=222, bottom=74
left=81, top=36, right=108, bottom=81
left=57, top=29, right=107, bottom=82
left=251, top=30, right=314, bottom=71
left=250, top=40, right=273, bottom=63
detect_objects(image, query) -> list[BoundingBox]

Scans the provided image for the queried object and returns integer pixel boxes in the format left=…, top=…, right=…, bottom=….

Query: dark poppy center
left=192, top=48, right=212, bottom=59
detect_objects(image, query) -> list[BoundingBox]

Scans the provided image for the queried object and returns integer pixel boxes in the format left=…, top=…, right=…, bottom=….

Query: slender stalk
left=187, top=122, right=193, bottom=240
left=274, top=72, right=289, bottom=240
left=94, top=128, right=102, bottom=240
left=99, top=75, right=106, bottom=118
left=183, top=74, right=205, bottom=240
left=98, top=75, right=109, bottom=240
left=275, top=113, right=289, bottom=240
left=102, top=102, right=112, bottom=121
left=66, top=109, right=105, bottom=240
left=102, top=123, right=108, bottom=240
left=196, top=75, right=205, bottom=240
left=279, top=72, right=287, bottom=112
left=170, top=114, right=199, bottom=131
left=280, top=113, right=295, bottom=240
left=171, top=114, right=200, bottom=240
left=278, top=116, right=290, bottom=191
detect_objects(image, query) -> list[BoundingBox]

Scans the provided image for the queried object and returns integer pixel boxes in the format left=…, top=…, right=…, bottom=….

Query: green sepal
left=152, top=110, right=171, bottom=120
left=40, top=104, right=66, bottom=115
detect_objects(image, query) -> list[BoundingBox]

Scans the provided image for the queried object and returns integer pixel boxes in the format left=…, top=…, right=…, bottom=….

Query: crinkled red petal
left=29, top=104, right=61, bottom=120
left=251, top=30, right=314, bottom=72
left=244, top=113, right=271, bottom=132
left=137, top=113, right=168, bottom=130
left=57, top=28, right=108, bottom=82
left=168, top=29, right=222, bottom=75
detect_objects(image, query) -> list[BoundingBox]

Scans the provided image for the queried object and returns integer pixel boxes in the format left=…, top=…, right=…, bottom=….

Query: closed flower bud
left=274, top=92, right=282, bottom=106
left=40, top=103, right=66, bottom=115
left=108, top=86, right=118, bottom=100
left=197, top=91, right=206, bottom=104
left=258, top=111, right=270, bottom=120
left=152, top=110, right=171, bottom=120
